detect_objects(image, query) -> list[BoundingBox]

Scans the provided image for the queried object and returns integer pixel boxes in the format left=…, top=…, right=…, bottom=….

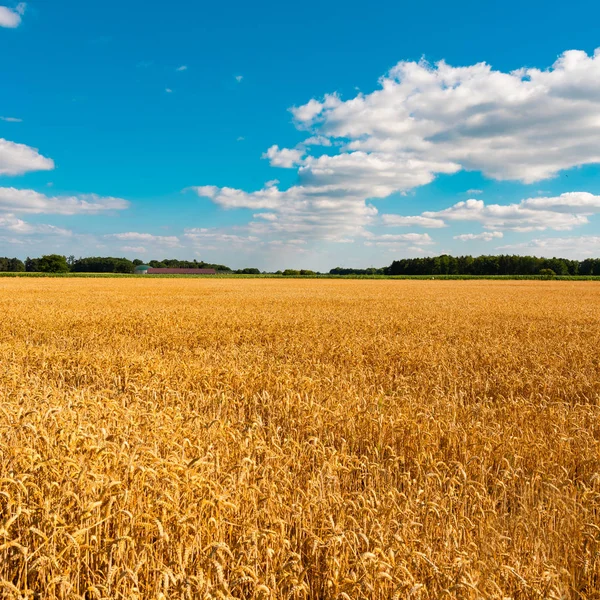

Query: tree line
left=0, top=255, right=255, bottom=274
left=2, top=253, right=600, bottom=276
left=330, top=255, right=600, bottom=276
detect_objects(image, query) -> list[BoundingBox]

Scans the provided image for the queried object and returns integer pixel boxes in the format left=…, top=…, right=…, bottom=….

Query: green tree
left=539, top=268, right=556, bottom=280
left=25, top=257, right=40, bottom=272
left=38, top=254, right=69, bottom=273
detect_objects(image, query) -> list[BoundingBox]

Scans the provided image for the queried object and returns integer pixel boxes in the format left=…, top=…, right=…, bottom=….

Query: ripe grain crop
left=0, top=279, right=599, bottom=599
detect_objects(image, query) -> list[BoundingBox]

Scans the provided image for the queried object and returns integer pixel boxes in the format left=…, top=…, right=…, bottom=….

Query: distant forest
left=333, top=255, right=600, bottom=276
left=1, top=253, right=600, bottom=276
left=0, top=256, right=257, bottom=274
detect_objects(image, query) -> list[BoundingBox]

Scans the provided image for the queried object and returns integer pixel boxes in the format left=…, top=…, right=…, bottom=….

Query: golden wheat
left=0, top=278, right=599, bottom=599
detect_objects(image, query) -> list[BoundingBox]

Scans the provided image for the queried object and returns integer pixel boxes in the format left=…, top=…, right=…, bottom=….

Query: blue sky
left=2, top=0, right=600, bottom=270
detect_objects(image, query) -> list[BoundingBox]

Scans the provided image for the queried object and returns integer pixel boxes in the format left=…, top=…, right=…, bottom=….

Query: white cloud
left=0, top=187, right=130, bottom=214
left=292, top=48, right=600, bottom=183
left=364, top=232, right=434, bottom=247
left=253, top=212, right=278, bottom=221
left=236, top=136, right=245, bottom=142
left=0, top=2, right=25, bottom=28
left=0, top=117, right=22, bottom=123
left=165, top=88, right=173, bottom=93
left=176, top=65, right=188, bottom=72
left=423, top=192, right=600, bottom=231
left=262, top=145, right=305, bottom=168
left=184, top=228, right=259, bottom=246
left=0, top=138, right=54, bottom=176
left=467, top=189, right=483, bottom=195
left=121, top=245, right=147, bottom=254
left=106, top=232, right=181, bottom=247
left=0, top=213, right=71, bottom=236
left=520, top=191, right=600, bottom=213
left=235, top=75, right=243, bottom=83
left=191, top=184, right=378, bottom=242
left=190, top=48, right=600, bottom=250
left=382, top=214, right=446, bottom=228
left=302, top=135, right=332, bottom=147
left=291, top=95, right=340, bottom=124
left=498, top=236, right=600, bottom=258
left=454, top=231, right=503, bottom=241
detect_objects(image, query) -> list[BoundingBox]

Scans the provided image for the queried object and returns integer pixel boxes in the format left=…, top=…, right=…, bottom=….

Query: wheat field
left=0, top=278, right=599, bottom=599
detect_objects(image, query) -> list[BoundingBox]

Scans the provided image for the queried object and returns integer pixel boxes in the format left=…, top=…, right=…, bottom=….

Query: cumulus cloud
left=0, top=187, right=129, bottom=214
left=292, top=49, right=600, bottom=184
left=253, top=212, right=278, bottom=221
left=302, top=135, right=332, bottom=147
left=106, top=232, right=181, bottom=247
left=382, top=214, right=446, bottom=228
left=121, top=245, right=147, bottom=254
left=184, top=228, right=259, bottom=247
left=0, top=138, right=54, bottom=176
left=454, top=231, right=503, bottom=241
left=190, top=48, right=600, bottom=247
left=498, top=236, right=600, bottom=258
left=0, top=2, right=25, bottom=28
left=0, top=213, right=71, bottom=236
left=191, top=184, right=378, bottom=242
left=176, top=65, right=188, bottom=72
left=364, top=232, right=434, bottom=247
left=423, top=192, right=600, bottom=231
left=262, top=145, right=305, bottom=168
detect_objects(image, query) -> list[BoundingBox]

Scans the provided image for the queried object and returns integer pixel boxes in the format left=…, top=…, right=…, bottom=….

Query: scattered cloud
left=498, top=236, right=600, bottom=258
left=190, top=184, right=378, bottom=243
left=236, top=136, right=245, bottom=142
left=303, top=135, right=332, bottom=147
left=423, top=192, right=600, bottom=231
left=0, top=187, right=130, bottom=214
left=184, top=228, right=259, bottom=246
left=189, top=48, right=600, bottom=252
left=0, top=213, right=71, bottom=236
left=165, top=88, right=173, bottom=93
left=176, top=65, right=188, bottom=72
left=466, top=189, right=483, bottom=195
left=290, top=48, right=600, bottom=184
left=0, top=138, right=54, bottom=176
left=235, top=75, right=243, bottom=83
left=454, top=231, right=503, bottom=241
left=382, top=214, right=446, bottom=228
left=262, top=145, right=305, bottom=168
left=121, top=245, right=147, bottom=254
left=253, top=212, right=278, bottom=221
left=0, top=116, right=22, bottom=123
left=106, top=232, right=181, bottom=247
left=364, top=232, right=435, bottom=247
left=0, top=2, right=25, bottom=28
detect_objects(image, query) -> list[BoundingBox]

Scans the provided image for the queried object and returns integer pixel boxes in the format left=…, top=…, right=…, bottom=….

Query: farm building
left=134, top=265, right=151, bottom=274
left=142, top=268, right=217, bottom=275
